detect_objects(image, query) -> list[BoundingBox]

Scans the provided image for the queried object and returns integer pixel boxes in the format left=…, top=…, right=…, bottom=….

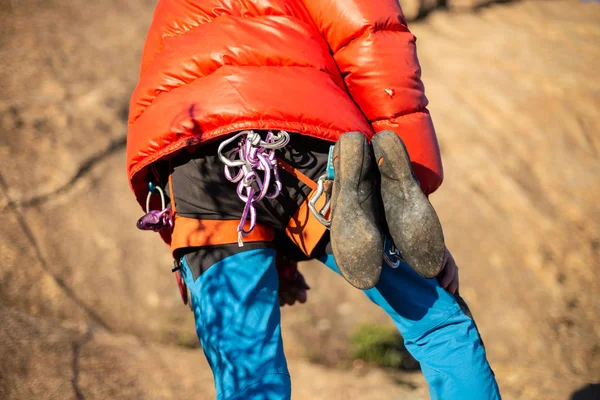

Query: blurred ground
left=1, top=0, right=599, bottom=399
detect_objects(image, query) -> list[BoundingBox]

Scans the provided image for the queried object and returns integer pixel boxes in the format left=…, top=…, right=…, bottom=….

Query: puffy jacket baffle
left=127, top=0, right=444, bottom=220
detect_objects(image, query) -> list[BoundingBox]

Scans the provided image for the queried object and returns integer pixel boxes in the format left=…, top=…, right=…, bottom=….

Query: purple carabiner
left=136, top=208, right=173, bottom=232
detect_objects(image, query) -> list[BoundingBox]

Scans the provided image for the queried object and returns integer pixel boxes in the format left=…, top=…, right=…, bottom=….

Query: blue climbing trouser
left=178, top=248, right=501, bottom=400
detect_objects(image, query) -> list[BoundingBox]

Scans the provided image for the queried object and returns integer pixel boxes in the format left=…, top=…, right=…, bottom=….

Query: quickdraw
left=308, top=145, right=334, bottom=228
left=308, top=174, right=331, bottom=227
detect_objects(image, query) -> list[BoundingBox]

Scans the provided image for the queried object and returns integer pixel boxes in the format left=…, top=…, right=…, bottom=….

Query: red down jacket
left=127, top=0, right=443, bottom=209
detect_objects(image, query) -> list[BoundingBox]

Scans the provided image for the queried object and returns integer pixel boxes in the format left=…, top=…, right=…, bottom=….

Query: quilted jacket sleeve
left=302, top=0, right=443, bottom=195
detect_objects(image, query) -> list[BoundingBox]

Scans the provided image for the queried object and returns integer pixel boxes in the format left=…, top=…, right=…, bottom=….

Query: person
left=126, top=0, right=501, bottom=398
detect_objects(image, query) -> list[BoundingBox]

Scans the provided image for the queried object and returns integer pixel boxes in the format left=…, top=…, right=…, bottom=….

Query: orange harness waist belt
left=170, top=157, right=329, bottom=257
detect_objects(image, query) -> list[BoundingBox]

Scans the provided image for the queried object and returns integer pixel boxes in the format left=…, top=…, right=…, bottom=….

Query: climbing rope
left=218, top=130, right=290, bottom=246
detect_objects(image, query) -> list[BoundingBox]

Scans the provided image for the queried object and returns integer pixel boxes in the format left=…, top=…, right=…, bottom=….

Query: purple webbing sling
left=218, top=130, right=290, bottom=246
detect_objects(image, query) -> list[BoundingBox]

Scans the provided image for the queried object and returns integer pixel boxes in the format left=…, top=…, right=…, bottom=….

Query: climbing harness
left=136, top=181, right=173, bottom=232
left=217, top=130, right=290, bottom=246
left=136, top=135, right=402, bottom=307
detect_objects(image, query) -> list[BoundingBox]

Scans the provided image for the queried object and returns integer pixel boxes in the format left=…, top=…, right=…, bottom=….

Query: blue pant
left=179, top=249, right=501, bottom=399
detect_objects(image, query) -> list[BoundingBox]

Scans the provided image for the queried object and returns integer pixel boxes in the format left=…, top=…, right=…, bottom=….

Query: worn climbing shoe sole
left=330, top=132, right=383, bottom=289
left=372, top=130, right=445, bottom=278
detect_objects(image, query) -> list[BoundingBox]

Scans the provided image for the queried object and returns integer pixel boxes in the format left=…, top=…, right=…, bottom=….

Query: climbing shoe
left=330, top=132, right=383, bottom=289
left=371, top=130, right=445, bottom=278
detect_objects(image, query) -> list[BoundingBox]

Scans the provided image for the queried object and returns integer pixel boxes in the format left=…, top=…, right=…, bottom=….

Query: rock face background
left=1, top=1, right=598, bottom=399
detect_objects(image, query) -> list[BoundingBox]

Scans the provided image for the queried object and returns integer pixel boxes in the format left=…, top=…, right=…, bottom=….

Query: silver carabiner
left=308, top=174, right=331, bottom=228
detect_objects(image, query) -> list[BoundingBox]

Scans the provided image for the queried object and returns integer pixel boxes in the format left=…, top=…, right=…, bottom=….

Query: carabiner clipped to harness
left=383, top=235, right=404, bottom=268
left=308, top=145, right=335, bottom=228
left=217, top=130, right=290, bottom=246
left=136, top=182, right=174, bottom=232
left=308, top=174, right=332, bottom=228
